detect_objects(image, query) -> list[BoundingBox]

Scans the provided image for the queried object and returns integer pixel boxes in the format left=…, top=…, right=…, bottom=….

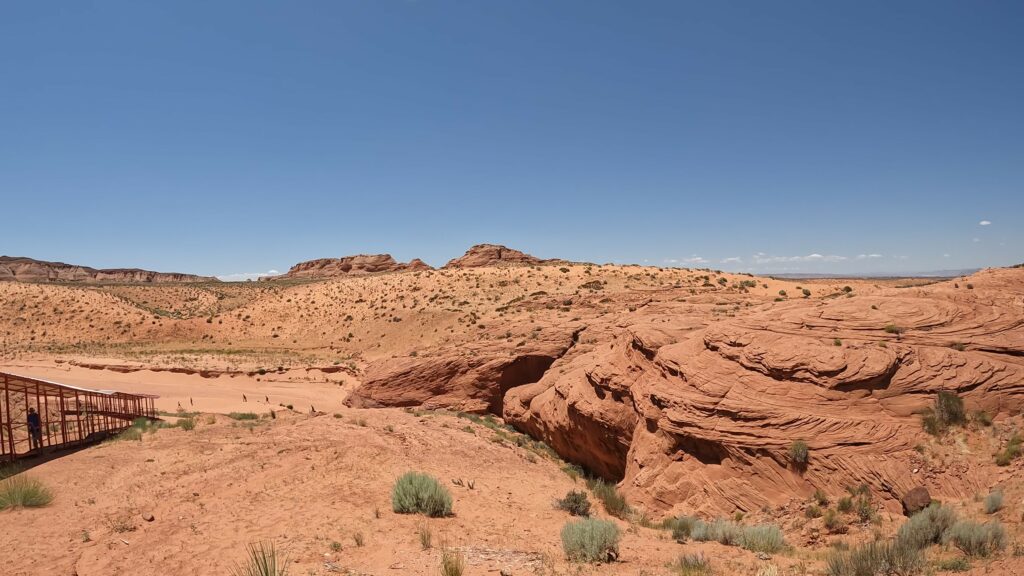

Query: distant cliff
left=265, top=254, right=432, bottom=280
left=0, top=256, right=217, bottom=283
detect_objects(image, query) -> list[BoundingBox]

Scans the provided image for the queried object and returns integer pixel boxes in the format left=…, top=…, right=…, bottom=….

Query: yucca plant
left=231, top=541, right=288, bottom=576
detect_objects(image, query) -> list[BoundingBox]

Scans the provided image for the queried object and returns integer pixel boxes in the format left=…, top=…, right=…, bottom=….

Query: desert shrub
left=116, top=427, right=143, bottom=441
left=439, top=548, right=465, bottom=576
left=742, top=524, right=785, bottom=553
left=690, top=519, right=784, bottom=553
left=662, top=515, right=699, bottom=542
left=935, top=391, right=965, bottom=426
left=837, top=496, right=853, bottom=513
left=178, top=417, right=196, bottom=431
left=884, top=324, right=903, bottom=334
left=834, top=338, right=843, bottom=346
left=945, top=521, right=1006, bottom=557
left=231, top=541, right=288, bottom=576
left=823, top=509, right=847, bottom=534
left=923, top=392, right=966, bottom=436
left=561, top=518, right=620, bottom=563
left=972, top=410, right=992, bottom=426
left=896, top=504, right=957, bottom=549
left=789, top=440, right=809, bottom=465
left=937, top=557, right=970, bottom=572
left=391, top=472, right=452, bottom=517
left=557, top=490, right=591, bottom=517
left=691, top=518, right=742, bottom=546
left=813, top=489, right=830, bottom=506
left=805, top=504, right=822, bottom=519
left=586, top=478, right=630, bottom=519
left=0, top=476, right=53, bottom=510
left=826, top=539, right=923, bottom=576
left=983, top=491, right=1004, bottom=514
left=995, top=431, right=1022, bottom=466
left=670, top=553, right=711, bottom=576
left=802, top=288, right=811, bottom=297
left=417, top=523, right=432, bottom=549
left=855, top=497, right=875, bottom=523
left=229, top=412, right=259, bottom=421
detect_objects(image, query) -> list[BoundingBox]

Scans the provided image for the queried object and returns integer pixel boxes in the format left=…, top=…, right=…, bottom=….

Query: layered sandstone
left=267, top=254, right=432, bottom=280
left=347, top=267, right=1024, bottom=517
left=443, top=244, right=547, bottom=268
left=0, top=256, right=216, bottom=283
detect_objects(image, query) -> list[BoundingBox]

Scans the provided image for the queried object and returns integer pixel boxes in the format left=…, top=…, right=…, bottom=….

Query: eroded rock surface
left=348, top=267, right=1024, bottom=516
left=443, top=244, right=547, bottom=268
left=269, top=254, right=433, bottom=279
left=0, top=256, right=216, bottom=283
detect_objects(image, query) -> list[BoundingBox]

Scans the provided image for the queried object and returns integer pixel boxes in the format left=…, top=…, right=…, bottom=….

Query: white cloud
left=663, top=258, right=679, bottom=264
left=752, top=253, right=848, bottom=264
left=943, top=253, right=951, bottom=258
left=972, top=237, right=981, bottom=243
left=217, top=269, right=280, bottom=282
left=855, top=253, right=883, bottom=260
left=682, top=255, right=710, bottom=265
left=979, top=220, right=991, bottom=226
left=721, top=257, right=742, bottom=264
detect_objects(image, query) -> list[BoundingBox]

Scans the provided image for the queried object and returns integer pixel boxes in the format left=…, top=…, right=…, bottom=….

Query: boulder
left=902, top=486, right=932, bottom=516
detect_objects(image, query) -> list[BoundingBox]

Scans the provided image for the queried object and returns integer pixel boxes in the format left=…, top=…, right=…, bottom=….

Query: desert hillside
left=1, top=247, right=1023, bottom=575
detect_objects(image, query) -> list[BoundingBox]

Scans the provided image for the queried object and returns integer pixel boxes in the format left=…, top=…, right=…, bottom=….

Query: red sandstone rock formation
left=268, top=254, right=434, bottom=280
left=347, top=267, right=1024, bottom=517
left=0, top=256, right=216, bottom=283
left=443, top=244, right=547, bottom=268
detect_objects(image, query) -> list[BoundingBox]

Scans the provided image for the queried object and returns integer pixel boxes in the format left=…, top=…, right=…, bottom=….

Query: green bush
left=983, top=491, right=1004, bottom=514
left=935, top=391, right=965, bottom=426
left=823, top=509, right=847, bottom=534
left=788, top=440, right=809, bottom=465
left=586, top=478, right=630, bottom=519
left=229, top=412, right=259, bottom=420
left=178, top=417, right=196, bottom=431
left=837, top=496, right=853, bottom=513
left=670, top=553, right=711, bottom=575
left=813, top=489, right=830, bottom=506
left=561, top=518, right=620, bottom=562
left=231, top=541, right=288, bottom=576
left=896, top=504, right=957, bottom=549
left=690, top=519, right=784, bottom=553
left=391, top=472, right=452, bottom=517
left=0, top=475, right=53, bottom=510
left=805, top=504, right=822, bottom=519
left=945, top=521, right=1006, bottom=557
left=742, top=524, right=785, bottom=553
left=995, top=431, right=1021, bottom=466
left=557, top=490, right=591, bottom=516
left=662, top=515, right=698, bottom=542
left=826, top=539, right=923, bottom=576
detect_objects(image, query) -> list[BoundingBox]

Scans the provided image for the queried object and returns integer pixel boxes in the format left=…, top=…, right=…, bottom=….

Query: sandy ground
left=0, top=359, right=354, bottom=416
left=0, top=407, right=801, bottom=576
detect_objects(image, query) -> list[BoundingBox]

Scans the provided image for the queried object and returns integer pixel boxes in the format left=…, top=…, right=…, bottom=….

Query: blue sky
left=1, top=1, right=1021, bottom=279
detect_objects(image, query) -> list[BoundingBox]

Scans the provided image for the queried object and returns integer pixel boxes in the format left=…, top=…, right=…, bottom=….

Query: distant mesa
left=265, top=254, right=433, bottom=280
left=267, top=244, right=552, bottom=280
left=443, top=244, right=549, bottom=268
left=0, top=256, right=217, bottom=284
